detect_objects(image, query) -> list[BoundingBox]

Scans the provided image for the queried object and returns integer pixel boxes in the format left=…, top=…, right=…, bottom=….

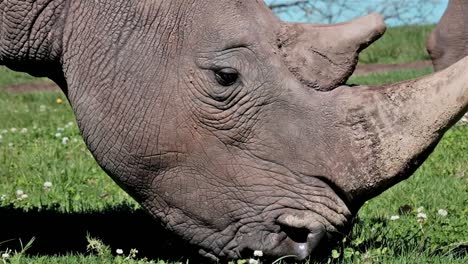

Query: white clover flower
left=417, top=212, right=427, bottom=219
left=1, top=252, right=9, bottom=258
left=57, top=127, right=65, bottom=132
left=437, top=209, right=448, bottom=217
left=43, top=181, right=53, bottom=189
left=62, top=137, right=69, bottom=145
left=460, top=113, right=468, bottom=123
left=20, top=194, right=28, bottom=200
left=16, top=189, right=24, bottom=196
left=0, top=194, right=6, bottom=201
left=67, top=122, right=74, bottom=127
left=253, top=250, right=263, bottom=257
left=55, top=133, right=62, bottom=138
left=20, top=128, right=28, bottom=133
left=248, top=259, right=259, bottom=264
left=8, top=143, right=13, bottom=147
left=39, top=105, right=46, bottom=112
left=390, top=215, right=400, bottom=221
left=1, top=129, right=7, bottom=134
left=417, top=212, right=427, bottom=223
left=10, top=128, right=17, bottom=133
left=116, top=249, right=124, bottom=255
left=417, top=207, right=424, bottom=213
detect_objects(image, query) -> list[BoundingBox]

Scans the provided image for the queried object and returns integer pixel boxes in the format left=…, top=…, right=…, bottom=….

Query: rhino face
left=1, top=0, right=467, bottom=262
left=114, top=2, right=380, bottom=259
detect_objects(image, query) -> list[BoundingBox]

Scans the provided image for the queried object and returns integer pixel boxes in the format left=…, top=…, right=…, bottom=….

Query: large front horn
left=327, top=56, right=468, bottom=206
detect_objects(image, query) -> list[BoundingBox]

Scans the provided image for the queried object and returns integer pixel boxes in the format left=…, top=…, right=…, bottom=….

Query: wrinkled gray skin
left=427, top=0, right=468, bottom=71
left=1, top=0, right=467, bottom=261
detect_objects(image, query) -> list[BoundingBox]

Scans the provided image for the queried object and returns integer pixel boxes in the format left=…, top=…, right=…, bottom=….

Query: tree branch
left=269, top=0, right=308, bottom=10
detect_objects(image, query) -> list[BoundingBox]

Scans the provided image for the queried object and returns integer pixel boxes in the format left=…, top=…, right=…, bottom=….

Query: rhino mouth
left=234, top=177, right=354, bottom=261
left=275, top=186, right=352, bottom=260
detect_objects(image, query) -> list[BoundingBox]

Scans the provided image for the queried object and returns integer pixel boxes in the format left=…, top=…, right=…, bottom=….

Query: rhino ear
left=278, top=14, right=386, bottom=91
left=0, top=0, right=68, bottom=82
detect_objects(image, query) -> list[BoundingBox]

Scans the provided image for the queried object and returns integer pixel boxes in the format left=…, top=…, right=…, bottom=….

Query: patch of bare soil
left=355, top=60, right=433, bottom=76
left=4, top=82, right=59, bottom=93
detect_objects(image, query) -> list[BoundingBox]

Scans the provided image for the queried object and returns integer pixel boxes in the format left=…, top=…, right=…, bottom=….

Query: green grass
left=0, top=90, right=136, bottom=213
left=0, top=67, right=43, bottom=87
left=349, top=67, right=434, bottom=85
left=359, top=25, right=435, bottom=64
left=0, top=25, right=467, bottom=264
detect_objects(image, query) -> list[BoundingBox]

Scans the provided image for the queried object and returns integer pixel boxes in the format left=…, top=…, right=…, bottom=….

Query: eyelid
left=216, top=67, right=238, bottom=74
left=195, top=46, right=251, bottom=70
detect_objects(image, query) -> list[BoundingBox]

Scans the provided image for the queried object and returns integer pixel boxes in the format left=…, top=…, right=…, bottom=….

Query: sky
left=264, top=0, right=449, bottom=26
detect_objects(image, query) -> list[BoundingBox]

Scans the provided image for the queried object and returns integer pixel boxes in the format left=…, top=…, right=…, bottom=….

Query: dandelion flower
left=16, top=189, right=24, bottom=196
left=253, top=250, right=263, bottom=257
left=390, top=215, right=400, bottom=221
left=56, top=98, right=63, bottom=104
left=43, top=181, right=53, bottom=189
left=417, top=207, right=424, bottom=213
left=116, top=249, right=123, bottom=255
left=62, top=137, right=69, bottom=145
left=437, top=209, right=448, bottom=217
left=1, top=252, right=9, bottom=258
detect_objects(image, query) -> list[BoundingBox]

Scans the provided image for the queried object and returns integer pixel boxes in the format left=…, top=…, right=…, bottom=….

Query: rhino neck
left=0, top=0, right=69, bottom=83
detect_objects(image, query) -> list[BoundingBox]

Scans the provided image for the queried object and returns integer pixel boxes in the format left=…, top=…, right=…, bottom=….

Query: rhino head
left=1, top=0, right=467, bottom=261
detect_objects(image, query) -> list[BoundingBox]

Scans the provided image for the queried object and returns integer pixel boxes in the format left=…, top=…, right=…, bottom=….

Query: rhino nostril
left=275, top=214, right=328, bottom=259
left=280, top=224, right=311, bottom=244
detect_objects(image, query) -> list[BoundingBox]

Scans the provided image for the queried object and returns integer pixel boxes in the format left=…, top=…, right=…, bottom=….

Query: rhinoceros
left=427, top=0, right=468, bottom=71
left=1, top=0, right=467, bottom=262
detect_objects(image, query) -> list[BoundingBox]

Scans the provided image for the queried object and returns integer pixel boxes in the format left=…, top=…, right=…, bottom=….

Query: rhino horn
left=329, top=56, right=468, bottom=207
left=279, top=13, right=386, bottom=91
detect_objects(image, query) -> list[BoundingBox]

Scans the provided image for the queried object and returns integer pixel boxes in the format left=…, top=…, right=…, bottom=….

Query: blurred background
left=266, top=0, right=448, bottom=26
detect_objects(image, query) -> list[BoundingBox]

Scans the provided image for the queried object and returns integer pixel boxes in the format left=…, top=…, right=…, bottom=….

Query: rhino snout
left=273, top=214, right=328, bottom=260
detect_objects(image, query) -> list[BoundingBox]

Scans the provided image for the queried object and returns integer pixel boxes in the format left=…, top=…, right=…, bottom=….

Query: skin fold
left=1, top=0, right=467, bottom=261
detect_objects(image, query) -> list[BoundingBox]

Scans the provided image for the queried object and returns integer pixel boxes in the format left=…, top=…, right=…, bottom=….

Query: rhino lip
left=263, top=176, right=355, bottom=260
left=275, top=226, right=327, bottom=261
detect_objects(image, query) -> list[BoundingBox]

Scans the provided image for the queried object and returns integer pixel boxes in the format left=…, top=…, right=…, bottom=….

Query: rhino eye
left=214, top=68, right=239, bottom=86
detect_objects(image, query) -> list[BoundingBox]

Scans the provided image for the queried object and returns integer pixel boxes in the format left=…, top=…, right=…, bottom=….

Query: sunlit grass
left=359, top=25, right=435, bottom=64
left=349, top=67, right=433, bottom=85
